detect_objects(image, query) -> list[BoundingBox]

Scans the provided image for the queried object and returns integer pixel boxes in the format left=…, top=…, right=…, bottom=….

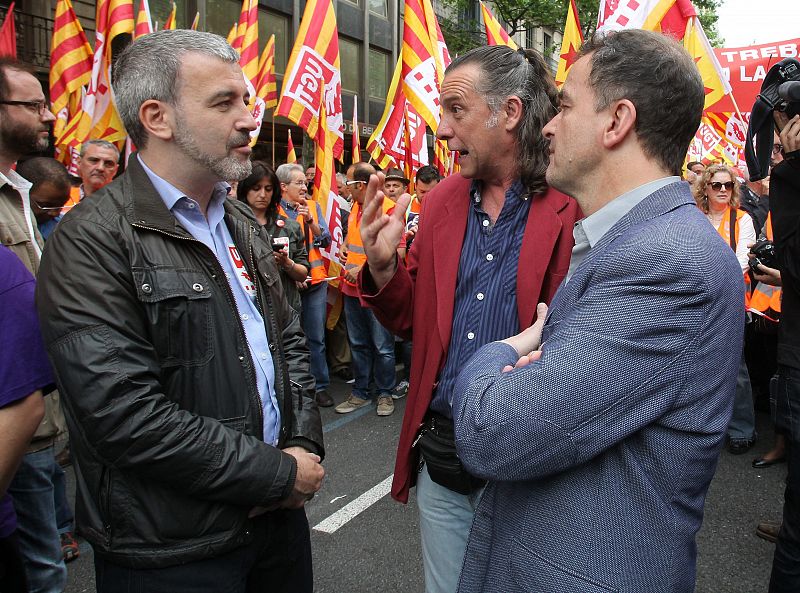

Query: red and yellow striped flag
left=226, top=21, right=237, bottom=46
left=287, top=130, right=297, bottom=164
left=683, top=15, right=732, bottom=110
left=352, top=95, right=361, bottom=164
left=133, top=0, right=152, bottom=38
left=255, top=34, right=277, bottom=110
left=403, top=103, right=415, bottom=194
left=190, top=11, right=199, bottom=30
left=401, top=0, right=446, bottom=133
left=276, top=0, right=344, bottom=158
left=238, top=0, right=258, bottom=83
left=50, top=0, right=93, bottom=116
left=554, top=0, right=583, bottom=88
left=162, top=2, right=176, bottom=30
left=230, top=0, right=248, bottom=52
left=480, top=1, right=517, bottom=49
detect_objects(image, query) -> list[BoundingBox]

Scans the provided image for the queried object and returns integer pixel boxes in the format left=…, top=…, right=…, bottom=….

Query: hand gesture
left=280, top=446, right=325, bottom=509
left=298, top=198, right=314, bottom=224
left=360, top=172, right=411, bottom=289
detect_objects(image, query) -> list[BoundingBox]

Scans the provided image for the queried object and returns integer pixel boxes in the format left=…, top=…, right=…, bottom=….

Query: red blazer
left=359, top=174, right=581, bottom=503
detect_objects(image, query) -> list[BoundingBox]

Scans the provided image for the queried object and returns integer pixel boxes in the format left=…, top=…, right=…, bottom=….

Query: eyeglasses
left=345, top=180, right=363, bottom=186
left=708, top=181, right=734, bottom=191
left=773, top=143, right=784, bottom=155
left=283, top=180, right=306, bottom=187
left=0, top=99, right=49, bottom=115
left=31, top=198, right=72, bottom=211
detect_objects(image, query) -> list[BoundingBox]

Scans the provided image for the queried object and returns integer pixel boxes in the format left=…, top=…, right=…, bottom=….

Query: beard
left=0, top=118, right=49, bottom=156
left=173, top=114, right=252, bottom=181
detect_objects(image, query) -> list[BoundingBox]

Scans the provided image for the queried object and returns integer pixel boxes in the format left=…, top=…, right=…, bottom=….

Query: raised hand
left=360, top=172, right=411, bottom=290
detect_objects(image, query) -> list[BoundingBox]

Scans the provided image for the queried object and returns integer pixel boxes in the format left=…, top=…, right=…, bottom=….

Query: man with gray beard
left=35, top=30, right=324, bottom=593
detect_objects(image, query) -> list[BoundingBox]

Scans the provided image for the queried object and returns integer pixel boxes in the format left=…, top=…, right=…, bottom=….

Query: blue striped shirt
left=430, top=179, right=531, bottom=418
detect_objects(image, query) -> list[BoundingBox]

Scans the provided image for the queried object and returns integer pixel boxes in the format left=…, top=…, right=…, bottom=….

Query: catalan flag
left=276, top=0, right=344, bottom=158
left=352, top=95, right=361, bottom=164
left=226, top=21, right=237, bottom=46
left=554, top=0, right=583, bottom=88
left=480, top=1, right=517, bottom=49
left=238, top=0, right=258, bottom=83
left=256, top=34, right=278, bottom=110
left=683, top=16, right=732, bottom=110
left=133, top=0, right=152, bottom=38
left=0, top=3, right=16, bottom=57
left=50, top=0, right=93, bottom=116
left=401, top=0, right=446, bottom=132
left=230, top=0, right=249, bottom=52
left=163, top=2, right=176, bottom=30
left=287, top=130, right=297, bottom=164
left=190, top=11, right=199, bottom=30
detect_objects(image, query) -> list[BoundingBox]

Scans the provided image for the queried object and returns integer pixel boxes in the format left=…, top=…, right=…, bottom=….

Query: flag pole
left=272, top=119, right=275, bottom=168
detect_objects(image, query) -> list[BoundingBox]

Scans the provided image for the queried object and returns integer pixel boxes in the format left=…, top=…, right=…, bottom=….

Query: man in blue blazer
left=452, top=30, right=745, bottom=593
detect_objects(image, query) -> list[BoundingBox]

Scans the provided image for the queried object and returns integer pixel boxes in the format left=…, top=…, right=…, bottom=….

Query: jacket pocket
left=133, top=267, right=213, bottom=366
left=511, top=538, right=619, bottom=593
left=0, top=220, right=29, bottom=247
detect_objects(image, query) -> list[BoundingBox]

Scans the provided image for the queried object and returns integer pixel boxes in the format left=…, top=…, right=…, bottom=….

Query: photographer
left=768, top=112, right=800, bottom=593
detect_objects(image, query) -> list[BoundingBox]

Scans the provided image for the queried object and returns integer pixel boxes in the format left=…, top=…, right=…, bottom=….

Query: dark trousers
left=769, top=366, right=800, bottom=592
left=0, top=532, right=28, bottom=593
left=95, top=509, right=313, bottom=593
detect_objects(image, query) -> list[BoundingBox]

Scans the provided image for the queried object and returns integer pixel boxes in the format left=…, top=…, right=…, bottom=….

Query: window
left=543, top=32, right=552, bottom=55
left=525, top=25, right=535, bottom=50
left=339, top=38, right=362, bottom=94
left=368, top=49, right=390, bottom=99
left=150, top=0, right=187, bottom=30
left=205, top=0, right=241, bottom=40
left=369, top=0, right=388, bottom=17
left=259, top=12, right=290, bottom=74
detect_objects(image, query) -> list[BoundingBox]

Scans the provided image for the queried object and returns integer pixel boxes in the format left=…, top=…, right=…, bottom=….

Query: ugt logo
left=284, top=47, right=343, bottom=129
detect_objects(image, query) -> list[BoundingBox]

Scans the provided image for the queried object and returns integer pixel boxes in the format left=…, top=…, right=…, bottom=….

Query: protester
left=358, top=45, right=580, bottom=592
left=335, top=162, right=397, bottom=417
left=0, top=56, right=70, bottom=593
left=237, top=161, right=309, bottom=311
left=36, top=30, right=324, bottom=593
left=767, top=112, right=800, bottom=593
left=0, top=246, right=48, bottom=593
left=61, top=139, right=120, bottom=212
left=276, top=162, right=335, bottom=408
left=383, top=168, right=409, bottom=202
left=448, top=30, right=742, bottom=593
left=17, top=157, right=71, bottom=240
left=694, top=163, right=757, bottom=454
left=404, top=164, right=441, bottom=253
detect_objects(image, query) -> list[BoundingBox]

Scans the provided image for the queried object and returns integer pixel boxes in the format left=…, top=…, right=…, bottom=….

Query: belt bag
left=416, top=415, right=485, bottom=495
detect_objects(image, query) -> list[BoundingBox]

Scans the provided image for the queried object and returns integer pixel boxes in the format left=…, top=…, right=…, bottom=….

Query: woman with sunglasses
left=237, top=161, right=308, bottom=313
left=694, top=163, right=758, bottom=455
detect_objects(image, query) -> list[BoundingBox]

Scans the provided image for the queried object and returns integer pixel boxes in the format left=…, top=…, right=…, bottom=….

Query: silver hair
left=446, top=45, right=559, bottom=195
left=275, top=163, right=305, bottom=184
left=335, top=172, right=347, bottom=185
left=112, top=29, right=239, bottom=148
left=80, top=139, right=120, bottom=160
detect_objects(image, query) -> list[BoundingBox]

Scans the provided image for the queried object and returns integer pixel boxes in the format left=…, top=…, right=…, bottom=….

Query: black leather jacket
left=36, top=156, right=324, bottom=568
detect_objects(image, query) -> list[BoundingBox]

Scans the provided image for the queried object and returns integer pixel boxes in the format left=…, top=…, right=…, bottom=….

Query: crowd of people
left=1, top=24, right=800, bottom=593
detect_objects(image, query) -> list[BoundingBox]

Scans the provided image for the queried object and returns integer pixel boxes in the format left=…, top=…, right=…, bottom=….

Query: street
left=64, top=374, right=784, bottom=593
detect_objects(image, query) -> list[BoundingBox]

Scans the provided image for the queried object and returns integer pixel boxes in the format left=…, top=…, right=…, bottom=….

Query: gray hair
left=335, top=172, right=347, bottom=185
left=112, top=29, right=239, bottom=148
left=446, top=45, right=559, bottom=195
left=80, top=139, right=120, bottom=160
left=275, top=163, right=305, bottom=184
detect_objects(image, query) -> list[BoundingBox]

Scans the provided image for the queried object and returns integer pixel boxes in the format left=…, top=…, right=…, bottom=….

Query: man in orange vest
left=335, top=162, right=397, bottom=417
left=61, top=139, right=119, bottom=213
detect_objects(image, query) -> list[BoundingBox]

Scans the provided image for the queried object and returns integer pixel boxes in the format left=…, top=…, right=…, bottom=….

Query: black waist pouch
left=416, top=412, right=485, bottom=495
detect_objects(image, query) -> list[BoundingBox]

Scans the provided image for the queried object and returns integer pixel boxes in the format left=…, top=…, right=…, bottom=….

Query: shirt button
left=260, top=353, right=268, bottom=360
left=241, top=314, right=249, bottom=321
left=486, top=254, right=494, bottom=261
left=476, top=293, right=484, bottom=301
left=482, top=219, right=489, bottom=227
left=188, top=203, right=195, bottom=209
left=238, top=355, right=245, bottom=361
left=467, top=332, right=475, bottom=340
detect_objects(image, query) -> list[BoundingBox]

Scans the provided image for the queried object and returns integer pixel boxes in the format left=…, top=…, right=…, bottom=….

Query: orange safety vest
left=749, top=212, right=782, bottom=316
left=61, top=186, right=82, bottom=215
left=279, top=201, right=327, bottom=284
left=343, top=202, right=366, bottom=289
left=712, top=207, right=751, bottom=308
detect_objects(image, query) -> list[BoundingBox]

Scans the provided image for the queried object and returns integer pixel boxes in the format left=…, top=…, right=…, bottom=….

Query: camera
left=749, top=239, right=778, bottom=273
left=745, top=58, right=800, bottom=181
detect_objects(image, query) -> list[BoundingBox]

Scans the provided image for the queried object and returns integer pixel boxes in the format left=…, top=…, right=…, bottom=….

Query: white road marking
left=329, top=495, right=347, bottom=504
left=313, top=475, right=394, bottom=534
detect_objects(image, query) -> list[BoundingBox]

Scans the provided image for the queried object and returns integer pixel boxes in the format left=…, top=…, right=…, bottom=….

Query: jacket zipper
left=131, top=221, right=265, bottom=438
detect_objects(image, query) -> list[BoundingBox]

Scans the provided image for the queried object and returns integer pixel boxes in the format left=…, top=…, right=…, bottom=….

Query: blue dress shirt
left=139, top=156, right=281, bottom=445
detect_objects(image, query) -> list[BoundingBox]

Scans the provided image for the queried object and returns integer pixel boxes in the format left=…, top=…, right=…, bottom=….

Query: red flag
left=0, top=3, right=16, bottom=58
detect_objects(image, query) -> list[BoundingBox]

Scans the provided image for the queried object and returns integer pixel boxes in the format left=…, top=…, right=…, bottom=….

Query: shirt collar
left=0, top=168, right=32, bottom=192
left=577, top=176, right=680, bottom=248
left=281, top=198, right=298, bottom=211
left=138, top=154, right=230, bottom=217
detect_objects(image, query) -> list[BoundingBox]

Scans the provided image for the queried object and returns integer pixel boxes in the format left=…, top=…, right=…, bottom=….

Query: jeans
left=7, top=446, right=67, bottom=593
left=727, top=350, right=755, bottom=441
left=95, top=509, right=312, bottom=593
left=416, top=463, right=484, bottom=593
left=300, top=282, right=329, bottom=392
left=343, top=295, right=396, bottom=398
left=769, top=366, right=800, bottom=592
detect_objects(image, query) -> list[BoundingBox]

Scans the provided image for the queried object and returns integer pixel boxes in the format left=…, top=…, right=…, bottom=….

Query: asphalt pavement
left=63, top=374, right=785, bottom=593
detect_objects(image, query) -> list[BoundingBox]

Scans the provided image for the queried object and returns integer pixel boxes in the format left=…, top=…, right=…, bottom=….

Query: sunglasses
left=345, top=180, right=363, bottom=186
left=708, top=181, right=734, bottom=191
